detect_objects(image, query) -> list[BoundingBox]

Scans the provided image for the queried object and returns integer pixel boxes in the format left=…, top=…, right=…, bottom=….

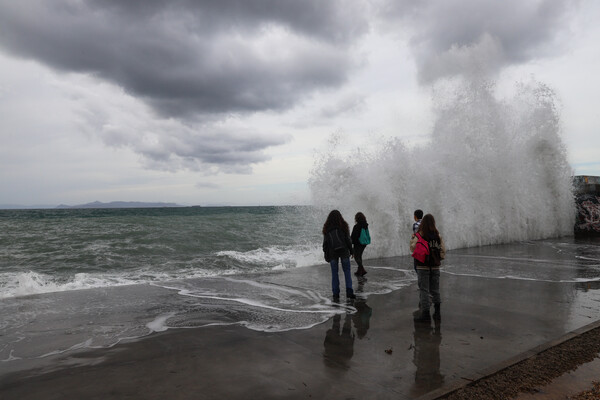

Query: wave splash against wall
left=309, top=79, right=574, bottom=257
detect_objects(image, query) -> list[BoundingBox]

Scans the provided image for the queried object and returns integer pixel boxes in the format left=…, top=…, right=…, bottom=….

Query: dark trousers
left=416, top=268, right=441, bottom=309
left=353, top=244, right=366, bottom=273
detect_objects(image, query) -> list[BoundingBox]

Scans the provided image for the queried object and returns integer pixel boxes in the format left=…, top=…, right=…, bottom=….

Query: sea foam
left=216, top=245, right=322, bottom=270
left=0, top=271, right=138, bottom=299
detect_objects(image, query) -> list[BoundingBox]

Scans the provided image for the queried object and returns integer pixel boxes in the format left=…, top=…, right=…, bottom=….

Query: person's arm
left=409, top=234, right=418, bottom=252
left=350, top=225, right=359, bottom=244
left=345, top=232, right=354, bottom=256
left=323, top=234, right=331, bottom=262
left=439, top=235, right=446, bottom=260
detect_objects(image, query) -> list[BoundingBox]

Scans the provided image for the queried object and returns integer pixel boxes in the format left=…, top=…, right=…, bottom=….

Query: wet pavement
left=1, top=238, right=600, bottom=399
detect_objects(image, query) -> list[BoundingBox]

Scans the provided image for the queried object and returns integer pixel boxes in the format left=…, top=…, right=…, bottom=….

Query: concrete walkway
left=2, top=270, right=599, bottom=400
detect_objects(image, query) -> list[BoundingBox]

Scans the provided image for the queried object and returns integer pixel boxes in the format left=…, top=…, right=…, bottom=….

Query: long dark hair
left=355, top=212, right=367, bottom=224
left=418, top=213, right=439, bottom=238
left=322, top=210, right=350, bottom=235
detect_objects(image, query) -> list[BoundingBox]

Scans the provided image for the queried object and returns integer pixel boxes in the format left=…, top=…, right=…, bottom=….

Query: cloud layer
left=0, top=0, right=582, bottom=176
left=379, top=0, right=576, bottom=83
left=0, top=0, right=369, bottom=172
left=0, top=1, right=368, bottom=117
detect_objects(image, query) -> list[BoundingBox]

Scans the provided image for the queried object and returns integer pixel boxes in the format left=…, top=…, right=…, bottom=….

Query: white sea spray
left=309, top=78, right=575, bottom=257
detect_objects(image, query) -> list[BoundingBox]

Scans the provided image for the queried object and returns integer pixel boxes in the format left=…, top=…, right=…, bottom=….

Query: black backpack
left=426, top=236, right=442, bottom=267
left=327, top=229, right=346, bottom=251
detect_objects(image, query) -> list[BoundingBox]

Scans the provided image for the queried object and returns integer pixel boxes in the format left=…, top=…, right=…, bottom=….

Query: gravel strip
left=569, top=381, right=600, bottom=400
left=439, top=327, right=600, bottom=400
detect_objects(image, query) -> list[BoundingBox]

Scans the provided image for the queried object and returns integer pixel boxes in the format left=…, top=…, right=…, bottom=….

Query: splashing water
left=309, top=78, right=574, bottom=257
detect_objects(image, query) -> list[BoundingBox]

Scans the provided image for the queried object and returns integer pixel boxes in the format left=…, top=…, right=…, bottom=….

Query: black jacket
left=350, top=222, right=369, bottom=246
left=323, top=227, right=353, bottom=262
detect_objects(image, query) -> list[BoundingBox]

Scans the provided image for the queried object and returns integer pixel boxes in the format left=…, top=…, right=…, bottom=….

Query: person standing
left=410, top=214, right=446, bottom=321
left=412, top=209, right=424, bottom=272
left=351, top=212, right=369, bottom=277
left=323, top=210, right=356, bottom=300
left=413, top=209, right=423, bottom=234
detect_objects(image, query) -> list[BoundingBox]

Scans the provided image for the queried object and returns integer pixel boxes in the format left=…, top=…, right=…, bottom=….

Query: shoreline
left=1, top=269, right=599, bottom=400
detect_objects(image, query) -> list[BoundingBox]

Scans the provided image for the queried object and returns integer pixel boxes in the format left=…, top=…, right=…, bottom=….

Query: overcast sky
left=1, top=0, right=598, bottom=207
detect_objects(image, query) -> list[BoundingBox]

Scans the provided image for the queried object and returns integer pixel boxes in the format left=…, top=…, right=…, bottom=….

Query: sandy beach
left=1, top=261, right=598, bottom=400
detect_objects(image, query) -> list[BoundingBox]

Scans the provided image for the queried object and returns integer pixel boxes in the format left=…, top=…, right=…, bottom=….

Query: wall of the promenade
left=574, top=175, right=600, bottom=236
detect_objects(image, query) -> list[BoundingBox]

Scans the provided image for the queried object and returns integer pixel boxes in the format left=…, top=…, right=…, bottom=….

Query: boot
left=413, top=308, right=430, bottom=322
left=433, top=303, right=441, bottom=321
left=346, top=289, right=356, bottom=299
left=354, top=266, right=367, bottom=277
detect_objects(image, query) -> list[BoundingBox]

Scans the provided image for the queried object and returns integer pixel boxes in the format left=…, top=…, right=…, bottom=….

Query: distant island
left=55, top=201, right=183, bottom=209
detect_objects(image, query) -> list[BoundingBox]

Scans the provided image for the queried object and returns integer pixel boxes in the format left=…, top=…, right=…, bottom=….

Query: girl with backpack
left=410, top=213, right=446, bottom=321
left=350, top=212, right=370, bottom=277
left=322, top=210, right=356, bottom=300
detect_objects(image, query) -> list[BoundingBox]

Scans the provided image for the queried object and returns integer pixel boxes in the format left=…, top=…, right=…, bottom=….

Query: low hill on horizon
left=56, top=201, right=182, bottom=209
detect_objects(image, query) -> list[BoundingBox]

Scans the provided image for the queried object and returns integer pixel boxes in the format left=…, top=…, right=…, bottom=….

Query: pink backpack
left=412, top=233, right=429, bottom=264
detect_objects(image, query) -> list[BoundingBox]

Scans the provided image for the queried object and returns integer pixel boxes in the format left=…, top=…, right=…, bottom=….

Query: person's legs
left=341, top=257, right=355, bottom=298
left=330, top=258, right=340, bottom=296
left=431, top=269, right=441, bottom=320
left=354, top=245, right=366, bottom=275
left=414, top=268, right=431, bottom=320
left=417, top=269, right=431, bottom=310
left=430, top=269, right=441, bottom=304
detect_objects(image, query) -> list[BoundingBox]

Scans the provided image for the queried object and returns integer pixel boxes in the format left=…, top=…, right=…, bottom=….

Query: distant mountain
left=56, top=201, right=182, bottom=209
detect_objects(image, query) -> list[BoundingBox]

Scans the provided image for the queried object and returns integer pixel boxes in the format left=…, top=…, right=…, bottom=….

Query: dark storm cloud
left=378, top=0, right=578, bottom=83
left=0, top=0, right=368, bottom=172
left=90, top=0, right=365, bottom=45
left=0, top=0, right=368, bottom=117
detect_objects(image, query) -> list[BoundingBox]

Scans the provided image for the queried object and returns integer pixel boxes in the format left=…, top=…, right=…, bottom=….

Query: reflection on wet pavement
left=411, top=318, right=444, bottom=397
left=323, top=298, right=373, bottom=371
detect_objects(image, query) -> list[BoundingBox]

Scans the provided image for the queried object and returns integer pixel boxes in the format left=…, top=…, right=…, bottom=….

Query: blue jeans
left=416, top=268, right=441, bottom=309
left=330, top=257, right=353, bottom=296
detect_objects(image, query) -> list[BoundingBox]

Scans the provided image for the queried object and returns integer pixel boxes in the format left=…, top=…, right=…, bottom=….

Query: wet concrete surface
left=1, top=270, right=599, bottom=400
left=1, top=238, right=600, bottom=399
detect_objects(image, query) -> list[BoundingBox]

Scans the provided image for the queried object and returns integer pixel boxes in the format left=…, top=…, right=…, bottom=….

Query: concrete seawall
left=574, top=175, right=600, bottom=237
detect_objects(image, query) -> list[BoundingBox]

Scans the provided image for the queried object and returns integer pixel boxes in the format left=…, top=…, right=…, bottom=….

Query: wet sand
left=1, top=270, right=599, bottom=400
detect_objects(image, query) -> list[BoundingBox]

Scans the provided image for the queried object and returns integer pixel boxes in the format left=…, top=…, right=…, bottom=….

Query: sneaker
left=413, top=308, right=431, bottom=322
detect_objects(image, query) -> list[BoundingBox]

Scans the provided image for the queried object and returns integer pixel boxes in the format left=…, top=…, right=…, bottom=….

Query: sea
left=1, top=206, right=599, bottom=372
left=2, top=78, right=599, bottom=373
left=0, top=205, right=415, bottom=369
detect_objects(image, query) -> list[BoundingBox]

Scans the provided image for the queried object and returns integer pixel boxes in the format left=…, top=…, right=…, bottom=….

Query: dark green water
left=0, top=206, right=323, bottom=298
